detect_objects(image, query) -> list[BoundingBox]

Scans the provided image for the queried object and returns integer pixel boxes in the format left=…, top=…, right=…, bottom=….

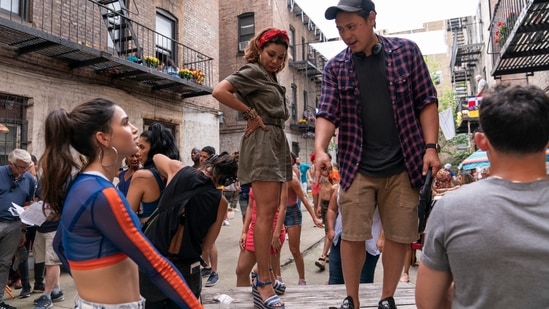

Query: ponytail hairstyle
left=244, top=27, right=290, bottom=73
left=40, top=98, right=117, bottom=214
left=203, top=151, right=238, bottom=187
left=140, top=122, right=180, bottom=169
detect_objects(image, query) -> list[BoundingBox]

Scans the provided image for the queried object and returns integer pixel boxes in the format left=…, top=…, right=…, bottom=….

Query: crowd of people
left=2, top=0, right=549, bottom=308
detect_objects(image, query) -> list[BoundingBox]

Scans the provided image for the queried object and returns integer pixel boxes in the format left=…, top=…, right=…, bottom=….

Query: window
left=289, top=26, right=296, bottom=61
left=0, top=94, right=29, bottom=165
left=301, top=37, right=306, bottom=61
left=291, top=84, right=297, bottom=122
left=303, top=90, right=308, bottom=113
left=0, top=0, right=28, bottom=18
left=156, top=9, right=177, bottom=65
left=1, top=0, right=19, bottom=14
left=238, top=13, right=254, bottom=52
left=292, top=141, right=299, bottom=159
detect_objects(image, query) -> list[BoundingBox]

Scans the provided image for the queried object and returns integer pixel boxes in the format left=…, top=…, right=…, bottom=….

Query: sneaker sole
left=205, top=280, right=219, bottom=287
left=52, top=296, right=65, bottom=302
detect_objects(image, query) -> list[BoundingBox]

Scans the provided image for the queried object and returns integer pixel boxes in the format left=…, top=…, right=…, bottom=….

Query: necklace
left=490, top=175, right=547, bottom=183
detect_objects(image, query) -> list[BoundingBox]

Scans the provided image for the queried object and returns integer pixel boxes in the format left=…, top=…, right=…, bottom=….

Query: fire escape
left=490, top=0, right=549, bottom=76
left=287, top=0, right=326, bottom=138
left=0, top=0, right=213, bottom=98
left=448, top=17, right=483, bottom=134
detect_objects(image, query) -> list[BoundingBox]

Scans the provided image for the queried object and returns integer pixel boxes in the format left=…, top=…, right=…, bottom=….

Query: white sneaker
left=223, top=220, right=230, bottom=226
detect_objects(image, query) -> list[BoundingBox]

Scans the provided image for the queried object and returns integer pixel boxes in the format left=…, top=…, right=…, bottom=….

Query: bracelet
left=242, top=107, right=258, bottom=121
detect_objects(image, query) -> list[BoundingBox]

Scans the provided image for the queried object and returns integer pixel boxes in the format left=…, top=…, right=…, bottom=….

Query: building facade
left=0, top=0, right=220, bottom=166
left=450, top=0, right=549, bottom=144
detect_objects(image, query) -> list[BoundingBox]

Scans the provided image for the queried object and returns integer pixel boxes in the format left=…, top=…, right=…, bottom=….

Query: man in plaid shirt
left=315, top=1, right=441, bottom=308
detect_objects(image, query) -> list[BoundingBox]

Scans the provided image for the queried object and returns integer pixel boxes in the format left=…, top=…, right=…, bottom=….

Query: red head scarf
left=258, top=29, right=290, bottom=48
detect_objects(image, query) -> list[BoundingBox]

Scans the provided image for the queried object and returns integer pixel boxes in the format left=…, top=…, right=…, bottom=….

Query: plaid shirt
left=317, top=36, right=438, bottom=190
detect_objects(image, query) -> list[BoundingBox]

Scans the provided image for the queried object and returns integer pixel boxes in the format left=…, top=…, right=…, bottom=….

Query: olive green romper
left=225, top=63, right=293, bottom=185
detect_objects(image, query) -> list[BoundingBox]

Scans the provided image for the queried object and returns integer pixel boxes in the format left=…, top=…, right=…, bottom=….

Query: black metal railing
left=489, top=0, right=526, bottom=55
left=1, top=0, right=213, bottom=88
left=488, top=0, right=549, bottom=75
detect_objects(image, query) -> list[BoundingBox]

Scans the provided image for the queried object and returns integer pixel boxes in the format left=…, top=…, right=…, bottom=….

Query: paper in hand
left=11, top=201, right=49, bottom=226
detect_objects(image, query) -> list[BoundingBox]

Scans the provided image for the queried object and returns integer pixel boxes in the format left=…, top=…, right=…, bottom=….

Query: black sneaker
left=0, top=302, right=17, bottom=309
left=329, top=296, right=354, bottom=309
left=18, top=287, right=31, bottom=299
left=51, top=290, right=65, bottom=302
left=200, top=267, right=212, bottom=277
left=205, top=271, right=219, bottom=287
left=378, top=296, right=397, bottom=309
left=33, top=295, right=52, bottom=309
left=32, top=284, right=45, bottom=293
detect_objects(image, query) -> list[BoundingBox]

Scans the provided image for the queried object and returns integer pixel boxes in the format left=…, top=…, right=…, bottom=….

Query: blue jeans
left=328, top=240, right=380, bottom=284
left=284, top=204, right=302, bottom=227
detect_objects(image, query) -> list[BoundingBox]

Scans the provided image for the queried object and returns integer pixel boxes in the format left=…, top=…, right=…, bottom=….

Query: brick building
left=0, top=0, right=220, bottom=166
left=218, top=0, right=327, bottom=162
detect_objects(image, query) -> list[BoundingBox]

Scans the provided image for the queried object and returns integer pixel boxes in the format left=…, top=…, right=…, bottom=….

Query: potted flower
left=144, top=55, right=159, bottom=68
left=190, top=69, right=205, bottom=84
left=178, top=68, right=193, bottom=79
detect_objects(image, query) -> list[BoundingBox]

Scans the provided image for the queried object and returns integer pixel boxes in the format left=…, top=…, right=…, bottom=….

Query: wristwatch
left=425, top=143, right=440, bottom=153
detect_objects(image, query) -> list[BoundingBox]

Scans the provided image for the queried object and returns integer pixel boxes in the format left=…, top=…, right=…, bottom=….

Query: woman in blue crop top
left=126, top=123, right=179, bottom=225
left=40, top=98, right=202, bottom=309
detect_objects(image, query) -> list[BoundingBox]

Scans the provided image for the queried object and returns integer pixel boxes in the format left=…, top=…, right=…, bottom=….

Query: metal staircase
left=97, top=0, right=142, bottom=59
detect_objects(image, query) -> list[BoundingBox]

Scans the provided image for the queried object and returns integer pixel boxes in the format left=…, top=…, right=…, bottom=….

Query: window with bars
left=0, top=94, right=29, bottom=165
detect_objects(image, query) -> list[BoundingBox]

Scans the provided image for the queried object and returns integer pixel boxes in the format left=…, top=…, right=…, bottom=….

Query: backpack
left=142, top=184, right=210, bottom=256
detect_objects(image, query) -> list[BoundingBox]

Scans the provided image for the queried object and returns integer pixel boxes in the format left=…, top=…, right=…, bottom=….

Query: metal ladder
left=97, top=0, right=142, bottom=60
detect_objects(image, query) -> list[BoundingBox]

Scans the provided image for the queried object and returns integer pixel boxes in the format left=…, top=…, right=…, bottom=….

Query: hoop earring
left=99, top=146, right=119, bottom=169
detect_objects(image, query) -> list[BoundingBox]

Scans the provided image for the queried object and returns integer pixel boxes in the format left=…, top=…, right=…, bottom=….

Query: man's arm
left=415, top=262, right=453, bottom=309
left=419, top=103, right=441, bottom=175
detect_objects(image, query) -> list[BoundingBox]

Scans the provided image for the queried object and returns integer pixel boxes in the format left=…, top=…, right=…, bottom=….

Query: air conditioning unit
left=238, top=41, right=249, bottom=52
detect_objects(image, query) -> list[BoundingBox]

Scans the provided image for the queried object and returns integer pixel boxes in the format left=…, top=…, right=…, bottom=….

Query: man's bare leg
left=381, top=238, right=407, bottom=299
left=341, top=239, right=366, bottom=308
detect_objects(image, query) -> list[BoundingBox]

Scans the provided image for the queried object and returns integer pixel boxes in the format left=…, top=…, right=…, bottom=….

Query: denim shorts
left=284, top=204, right=302, bottom=227
left=74, top=295, right=145, bottom=309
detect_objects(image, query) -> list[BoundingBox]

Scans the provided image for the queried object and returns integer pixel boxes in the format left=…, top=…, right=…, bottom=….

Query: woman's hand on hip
left=244, top=116, right=268, bottom=139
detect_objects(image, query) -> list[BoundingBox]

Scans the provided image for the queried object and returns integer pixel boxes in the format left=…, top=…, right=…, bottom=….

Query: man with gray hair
left=475, top=74, right=488, bottom=97
left=0, top=149, right=36, bottom=309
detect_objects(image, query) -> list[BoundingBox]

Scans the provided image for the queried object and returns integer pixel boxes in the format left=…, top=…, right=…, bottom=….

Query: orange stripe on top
left=102, top=188, right=202, bottom=308
left=68, top=253, right=127, bottom=270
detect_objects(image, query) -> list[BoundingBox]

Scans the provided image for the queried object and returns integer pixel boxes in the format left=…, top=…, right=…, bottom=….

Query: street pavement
left=3, top=202, right=420, bottom=308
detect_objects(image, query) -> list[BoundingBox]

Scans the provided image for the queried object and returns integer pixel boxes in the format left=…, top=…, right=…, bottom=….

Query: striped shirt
left=317, top=35, right=438, bottom=190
